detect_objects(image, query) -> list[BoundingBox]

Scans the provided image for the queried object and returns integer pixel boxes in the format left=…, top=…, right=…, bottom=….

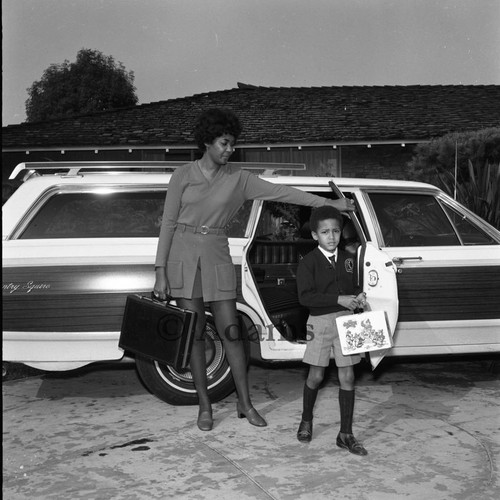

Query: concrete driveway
left=3, top=357, right=499, bottom=500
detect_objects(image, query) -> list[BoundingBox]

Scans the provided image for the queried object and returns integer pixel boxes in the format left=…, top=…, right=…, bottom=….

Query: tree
left=25, top=48, right=138, bottom=122
left=406, top=128, right=500, bottom=184
left=406, top=128, right=500, bottom=228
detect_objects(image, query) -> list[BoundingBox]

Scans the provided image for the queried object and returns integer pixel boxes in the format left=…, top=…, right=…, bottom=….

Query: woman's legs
left=178, top=296, right=265, bottom=426
left=176, top=297, right=211, bottom=411
left=209, top=299, right=252, bottom=410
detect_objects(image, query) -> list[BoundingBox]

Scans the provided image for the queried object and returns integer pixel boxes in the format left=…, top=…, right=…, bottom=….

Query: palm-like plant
left=407, top=128, right=500, bottom=230
left=438, top=160, right=500, bottom=229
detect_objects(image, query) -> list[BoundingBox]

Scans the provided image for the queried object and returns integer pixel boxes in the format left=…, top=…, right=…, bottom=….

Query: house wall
left=2, top=143, right=416, bottom=184
left=240, top=144, right=416, bottom=179
left=340, top=144, right=416, bottom=180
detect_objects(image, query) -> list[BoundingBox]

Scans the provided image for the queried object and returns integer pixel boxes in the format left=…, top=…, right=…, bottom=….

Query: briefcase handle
left=151, top=291, right=173, bottom=304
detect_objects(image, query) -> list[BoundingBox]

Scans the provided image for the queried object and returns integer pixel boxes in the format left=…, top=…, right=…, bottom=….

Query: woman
left=154, top=108, right=355, bottom=431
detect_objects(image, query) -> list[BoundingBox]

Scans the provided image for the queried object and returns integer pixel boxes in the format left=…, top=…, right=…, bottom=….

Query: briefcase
left=119, top=294, right=197, bottom=371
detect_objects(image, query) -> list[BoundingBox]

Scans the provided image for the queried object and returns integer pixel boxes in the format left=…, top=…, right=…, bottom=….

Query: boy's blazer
left=297, top=247, right=360, bottom=316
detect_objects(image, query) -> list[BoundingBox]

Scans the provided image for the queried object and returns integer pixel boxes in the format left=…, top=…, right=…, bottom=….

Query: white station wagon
left=3, top=162, right=500, bottom=404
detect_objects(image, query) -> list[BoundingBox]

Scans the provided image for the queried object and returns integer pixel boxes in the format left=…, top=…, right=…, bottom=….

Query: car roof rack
left=9, top=161, right=306, bottom=180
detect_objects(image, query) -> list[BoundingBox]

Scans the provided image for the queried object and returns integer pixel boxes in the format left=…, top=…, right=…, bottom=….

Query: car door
left=240, top=181, right=399, bottom=368
left=328, top=180, right=399, bottom=368
left=364, top=188, right=500, bottom=356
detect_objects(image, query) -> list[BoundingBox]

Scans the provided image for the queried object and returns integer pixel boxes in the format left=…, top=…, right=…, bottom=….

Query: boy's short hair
left=309, top=205, right=344, bottom=232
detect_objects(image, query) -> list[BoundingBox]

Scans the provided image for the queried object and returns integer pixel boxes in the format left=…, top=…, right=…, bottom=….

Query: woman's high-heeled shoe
left=197, top=409, right=213, bottom=431
left=236, top=403, right=267, bottom=427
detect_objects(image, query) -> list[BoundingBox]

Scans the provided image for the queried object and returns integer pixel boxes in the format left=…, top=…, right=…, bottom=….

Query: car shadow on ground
left=2, top=362, right=44, bottom=381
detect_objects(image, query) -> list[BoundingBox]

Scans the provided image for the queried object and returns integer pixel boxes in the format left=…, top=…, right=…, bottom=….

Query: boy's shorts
left=302, top=311, right=361, bottom=368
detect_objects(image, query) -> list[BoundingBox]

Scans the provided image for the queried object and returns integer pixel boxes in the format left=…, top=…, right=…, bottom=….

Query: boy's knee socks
left=302, top=383, right=319, bottom=421
left=302, top=385, right=356, bottom=431
left=339, top=388, right=355, bottom=434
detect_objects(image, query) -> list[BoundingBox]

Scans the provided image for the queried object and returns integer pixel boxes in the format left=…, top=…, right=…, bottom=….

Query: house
left=2, top=83, right=500, bottom=181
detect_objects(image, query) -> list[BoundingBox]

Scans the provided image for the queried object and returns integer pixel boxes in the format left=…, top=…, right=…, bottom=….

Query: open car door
left=358, top=243, right=399, bottom=368
left=329, top=181, right=399, bottom=369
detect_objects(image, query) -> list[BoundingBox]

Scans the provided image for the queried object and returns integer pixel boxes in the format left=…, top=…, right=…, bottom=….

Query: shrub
left=407, top=128, right=500, bottom=229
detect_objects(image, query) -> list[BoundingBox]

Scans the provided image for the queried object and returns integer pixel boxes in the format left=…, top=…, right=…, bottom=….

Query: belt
left=176, top=223, right=226, bottom=235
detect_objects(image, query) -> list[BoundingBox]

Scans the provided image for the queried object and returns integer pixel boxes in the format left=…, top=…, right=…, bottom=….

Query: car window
left=19, top=191, right=167, bottom=239
left=441, top=202, right=497, bottom=245
left=18, top=190, right=255, bottom=240
left=226, top=199, right=253, bottom=238
left=254, top=192, right=360, bottom=244
left=255, top=201, right=304, bottom=241
left=368, top=192, right=460, bottom=247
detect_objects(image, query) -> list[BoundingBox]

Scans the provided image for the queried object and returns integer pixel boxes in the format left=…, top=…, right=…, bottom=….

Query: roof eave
left=2, top=138, right=428, bottom=153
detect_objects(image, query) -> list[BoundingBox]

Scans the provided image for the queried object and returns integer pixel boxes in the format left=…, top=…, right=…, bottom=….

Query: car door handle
left=392, top=256, right=423, bottom=264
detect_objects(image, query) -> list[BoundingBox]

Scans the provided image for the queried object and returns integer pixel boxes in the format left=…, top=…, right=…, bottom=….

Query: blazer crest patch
left=344, top=258, right=354, bottom=273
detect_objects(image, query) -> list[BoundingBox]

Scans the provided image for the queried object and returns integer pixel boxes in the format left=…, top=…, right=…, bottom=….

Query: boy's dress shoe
left=297, top=420, right=313, bottom=442
left=336, top=433, right=367, bottom=455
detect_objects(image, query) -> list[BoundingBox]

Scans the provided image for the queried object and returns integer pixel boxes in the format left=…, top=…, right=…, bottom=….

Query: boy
left=296, top=205, right=367, bottom=455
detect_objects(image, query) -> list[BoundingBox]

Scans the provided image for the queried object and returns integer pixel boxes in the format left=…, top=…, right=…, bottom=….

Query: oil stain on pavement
left=3, top=358, right=499, bottom=500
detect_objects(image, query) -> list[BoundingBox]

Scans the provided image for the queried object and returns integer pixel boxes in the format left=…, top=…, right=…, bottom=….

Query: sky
left=2, top=0, right=500, bottom=126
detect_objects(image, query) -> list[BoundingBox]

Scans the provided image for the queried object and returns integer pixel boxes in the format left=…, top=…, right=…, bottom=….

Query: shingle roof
left=2, top=84, right=500, bottom=149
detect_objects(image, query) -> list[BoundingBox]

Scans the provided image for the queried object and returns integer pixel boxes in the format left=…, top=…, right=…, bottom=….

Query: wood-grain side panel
left=396, top=265, right=500, bottom=322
